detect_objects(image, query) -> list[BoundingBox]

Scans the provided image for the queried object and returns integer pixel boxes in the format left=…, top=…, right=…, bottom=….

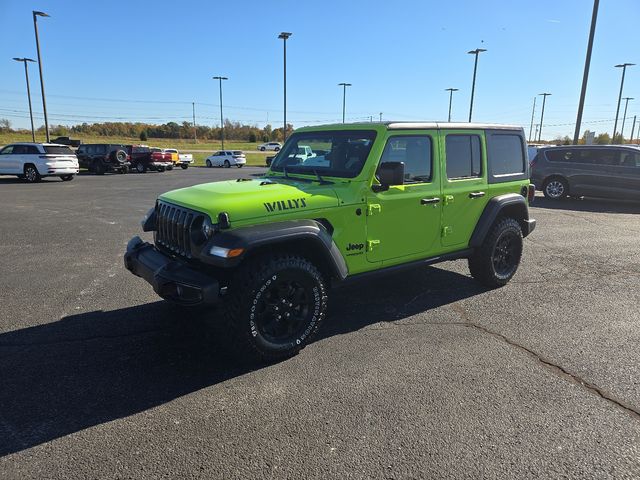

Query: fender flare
left=206, top=219, right=348, bottom=280
left=469, top=193, right=535, bottom=248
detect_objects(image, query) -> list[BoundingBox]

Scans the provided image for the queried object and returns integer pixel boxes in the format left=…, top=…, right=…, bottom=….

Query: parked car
left=258, top=142, right=281, bottom=152
left=0, top=142, right=79, bottom=182
left=205, top=150, right=246, bottom=168
left=162, top=148, right=194, bottom=169
left=125, top=145, right=172, bottom=173
left=531, top=145, right=640, bottom=200
left=76, top=143, right=130, bottom=174
left=51, top=136, right=82, bottom=148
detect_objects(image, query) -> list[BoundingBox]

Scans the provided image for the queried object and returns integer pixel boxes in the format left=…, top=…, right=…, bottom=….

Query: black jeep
left=76, top=144, right=130, bottom=174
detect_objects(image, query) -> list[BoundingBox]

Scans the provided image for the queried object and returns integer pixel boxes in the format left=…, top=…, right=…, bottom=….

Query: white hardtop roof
left=385, top=121, right=522, bottom=130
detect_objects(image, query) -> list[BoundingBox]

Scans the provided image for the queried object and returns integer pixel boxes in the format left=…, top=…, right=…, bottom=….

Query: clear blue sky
left=1, top=0, right=638, bottom=139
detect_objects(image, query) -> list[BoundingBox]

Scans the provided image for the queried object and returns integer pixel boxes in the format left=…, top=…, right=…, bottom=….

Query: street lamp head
left=33, top=11, right=50, bottom=17
left=278, top=32, right=292, bottom=39
left=615, top=63, right=635, bottom=68
left=446, top=88, right=459, bottom=92
left=13, top=57, right=36, bottom=62
left=212, top=76, right=228, bottom=80
left=468, top=48, right=487, bottom=55
left=338, top=82, right=352, bottom=87
left=539, top=92, right=552, bottom=96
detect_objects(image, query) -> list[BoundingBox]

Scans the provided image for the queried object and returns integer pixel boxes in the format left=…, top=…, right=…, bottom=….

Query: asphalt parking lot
left=1, top=168, right=640, bottom=479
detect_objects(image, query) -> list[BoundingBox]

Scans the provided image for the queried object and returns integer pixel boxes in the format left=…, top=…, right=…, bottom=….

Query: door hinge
left=442, top=226, right=453, bottom=237
left=443, top=195, right=455, bottom=206
left=367, top=204, right=382, bottom=216
left=367, top=239, right=381, bottom=251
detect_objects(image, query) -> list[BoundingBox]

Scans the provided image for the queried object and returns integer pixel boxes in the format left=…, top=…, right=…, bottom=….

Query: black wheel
left=468, top=217, right=523, bottom=288
left=224, top=160, right=231, bottom=168
left=223, top=254, right=328, bottom=361
left=93, top=161, right=106, bottom=175
left=23, top=164, right=41, bottom=183
left=135, top=162, right=147, bottom=173
left=119, top=165, right=129, bottom=174
left=157, top=166, right=166, bottom=173
left=543, top=177, right=568, bottom=200
left=206, top=159, right=212, bottom=168
left=60, top=174, right=74, bottom=181
left=166, top=164, right=174, bottom=171
left=237, top=164, right=243, bottom=168
left=180, top=163, right=188, bottom=170
left=274, top=147, right=280, bottom=152
left=260, top=147, right=266, bottom=151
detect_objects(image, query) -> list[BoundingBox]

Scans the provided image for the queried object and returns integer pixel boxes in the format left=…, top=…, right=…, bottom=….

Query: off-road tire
left=23, top=164, right=41, bottom=183
left=543, top=176, right=568, bottom=200
left=468, top=217, right=523, bottom=288
left=60, top=174, right=74, bottom=181
left=180, top=163, right=188, bottom=170
left=223, top=254, right=328, bottom=362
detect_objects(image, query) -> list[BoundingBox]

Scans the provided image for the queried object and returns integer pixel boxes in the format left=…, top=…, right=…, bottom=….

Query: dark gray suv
left=531, top=145, right=640, bottom=200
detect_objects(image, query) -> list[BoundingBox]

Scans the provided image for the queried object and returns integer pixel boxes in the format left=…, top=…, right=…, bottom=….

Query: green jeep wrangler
left=125, top=122, right=536, bottom=360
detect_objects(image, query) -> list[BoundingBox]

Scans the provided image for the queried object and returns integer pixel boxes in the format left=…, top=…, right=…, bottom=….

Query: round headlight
left=201, top=217, right=214, bottom=239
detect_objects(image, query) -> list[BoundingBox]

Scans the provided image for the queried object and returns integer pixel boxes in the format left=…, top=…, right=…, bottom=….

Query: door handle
left=469, top=191, right=486, bottom=198
left=421, top=197, right=440, bottom=205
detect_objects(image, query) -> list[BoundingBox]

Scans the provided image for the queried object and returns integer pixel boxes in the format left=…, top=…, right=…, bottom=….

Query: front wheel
left=180, top=163, right=188, bottom=170
left=23, top=165, right=41, bottom=183
left=543, top=177, right=568, bottom=200
left=468, top=218, right=523, bottom=288
left=223, top=254, right=328, bottom=361
left=60, top=174, right=74, bottom=181
left=206, top=159, right=212, bottom=168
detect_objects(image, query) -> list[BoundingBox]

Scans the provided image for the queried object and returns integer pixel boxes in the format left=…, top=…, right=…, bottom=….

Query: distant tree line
left=0, top=118, right=294, bottom=142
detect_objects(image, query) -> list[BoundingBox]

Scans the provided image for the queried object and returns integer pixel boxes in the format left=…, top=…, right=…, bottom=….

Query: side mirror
left=374, top=162, right=404, bottom=191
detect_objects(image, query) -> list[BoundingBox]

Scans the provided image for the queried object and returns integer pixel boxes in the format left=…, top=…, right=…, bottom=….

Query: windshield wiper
left=312, top=168, right=333, bottom=184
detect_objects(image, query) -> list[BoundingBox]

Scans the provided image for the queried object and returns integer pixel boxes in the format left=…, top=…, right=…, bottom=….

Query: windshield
left=270, top=130, right=377, bottom=178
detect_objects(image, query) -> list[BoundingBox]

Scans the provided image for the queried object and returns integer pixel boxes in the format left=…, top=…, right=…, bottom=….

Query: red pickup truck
left=125, top=145, right=173, bottom=173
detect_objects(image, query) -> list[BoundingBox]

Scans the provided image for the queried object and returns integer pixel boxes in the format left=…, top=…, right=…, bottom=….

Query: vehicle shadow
left=0, top=265, right=483, bottom=457
left=533, top=195, right=640, bottom=214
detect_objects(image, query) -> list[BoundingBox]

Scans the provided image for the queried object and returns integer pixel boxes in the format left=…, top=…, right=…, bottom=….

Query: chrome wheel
left=24, top=166, right=40, bottom=183
left=545, top=179, right=565, bottom=199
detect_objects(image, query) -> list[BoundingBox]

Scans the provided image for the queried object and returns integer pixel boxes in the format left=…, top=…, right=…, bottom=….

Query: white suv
left=0, top=143, right=79, bottom=183
left=258, top=142, right=281, bottom=152
left=205, top=150, right=246, bottom=168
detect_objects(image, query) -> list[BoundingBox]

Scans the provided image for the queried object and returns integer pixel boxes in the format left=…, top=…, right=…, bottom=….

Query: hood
left=159, top=178, right=339, bottom=222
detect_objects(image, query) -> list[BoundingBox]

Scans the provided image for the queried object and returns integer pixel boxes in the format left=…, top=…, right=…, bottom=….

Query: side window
left=546, top=149, right=572, bottom=163
left=591, top=149, right=620, bottom=166
left=27, top=146, right=41, bottom=154
left=620, top=151, right=640, bottom=167
left=446, top=135, right=482, bottom=179
left=12, top=145, right=26, bottom=155
left=0, top=146, right=14, bottom=155
left=379, top=135, right=432, bottom=183
left=488, top=134, right=525, bottom=175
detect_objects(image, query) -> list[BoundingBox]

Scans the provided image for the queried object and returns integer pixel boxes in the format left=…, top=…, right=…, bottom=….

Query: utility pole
left=528, top=96, right=537, bottom=142
left=573, top=0, right=599, bottom=145
left=467, top=48, right=487, bottom=122
left=192, top=102, right=197, bottom=143
left=338, top=82, right=351, bottom=123
left=620, top=97, right=633, bottom=142
left=612, top=63, right=634, bottom=142
left=32, top=10, right=50, bottom=142
left=538, top=93, right=552, bottom=142
left=13, top=57, right=37, bottom=142
left=212, top=76, right=228, bottom=149
left=379, top=112, right=382, bottom=122
left=445, top=88, right=458, bottom=122
left=278, top=32, right=292, bottom=140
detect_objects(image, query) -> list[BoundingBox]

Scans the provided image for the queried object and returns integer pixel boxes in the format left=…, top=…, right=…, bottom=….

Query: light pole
left=620, top=97, right=634, bottom=142
left=212, top=76, right=228, bottom=149
left=445, top=88, right=458, bottom=122
left=538, top=93, right=551, bottom=142
left=573, top=0, right=599, bottom=144
left=192, top=102, right=197, bottom=143
left=379, top=112, right=382, bottom=122
left=278, top=32, right=292, bottom=141
left=528, top=96, right=537, bottom=142
left=630, top=115, right=637, bottom=144
left=467, top=48, right=486, bottom=122
left=612, top=63, right=634, bottom=142
left=338, top=83, right=351, bottom=123
left=32, top=11, right=50, bottom=142
left=13, top=57, right=37, bottom=141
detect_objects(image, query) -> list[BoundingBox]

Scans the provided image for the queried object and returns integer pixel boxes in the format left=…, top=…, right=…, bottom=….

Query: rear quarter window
left=44, top=146, right=75, bottom=155
left=486, top=130, right=529, bottom=183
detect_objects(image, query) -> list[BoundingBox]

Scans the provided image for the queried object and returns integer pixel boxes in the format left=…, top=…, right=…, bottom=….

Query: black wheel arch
left=204, top=219, right=348, bottom=281
left=469, top=193, right=535, bottom=248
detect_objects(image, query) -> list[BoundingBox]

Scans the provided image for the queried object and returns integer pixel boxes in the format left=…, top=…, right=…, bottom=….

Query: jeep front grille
left=154, top=201, right=202, bottom=258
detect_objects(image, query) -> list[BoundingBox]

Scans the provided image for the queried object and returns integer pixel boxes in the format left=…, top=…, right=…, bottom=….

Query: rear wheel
left=543, top=177, right=568, bottom=200
left=93, top=161, right=106, bottom=175
left=180, top=163, right=188, bottom=170
left=135, top=162, right=147, bottom=173
left=60, top=174, right=74, bottom=181
left=23, top=164, right=41, bottom=183
left=166, top=164, right=173, bottom=171
left=224, top=160, right=231, bottom=168
left=223, top=254, right=328, bottom=361
left=469, top=217, right=523, bottom=288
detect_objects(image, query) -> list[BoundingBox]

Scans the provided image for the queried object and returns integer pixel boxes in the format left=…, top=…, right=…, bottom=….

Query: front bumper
left=124, top=236, right=220, bottom=305
left=523, top=218, right=536, bottom=237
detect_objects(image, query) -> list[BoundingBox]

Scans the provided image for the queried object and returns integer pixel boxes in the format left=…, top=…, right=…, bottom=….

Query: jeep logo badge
left=346, top=243, right=364, bottom=251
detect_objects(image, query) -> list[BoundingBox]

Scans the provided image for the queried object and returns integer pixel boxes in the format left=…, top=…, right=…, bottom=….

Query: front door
left=366, top=133, right=442, bottom=263
left=439, top=130, right=489, bottom=248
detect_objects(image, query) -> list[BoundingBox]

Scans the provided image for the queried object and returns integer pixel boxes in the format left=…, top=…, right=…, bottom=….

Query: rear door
left=366, top=132, right=442, bottom=263
left=439, top=130, right=489, bottom=248
left=611, top=149, right=640, bottom=199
